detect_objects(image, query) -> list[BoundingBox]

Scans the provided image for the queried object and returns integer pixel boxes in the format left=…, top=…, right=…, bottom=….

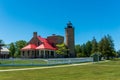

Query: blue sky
left=0, top=0, right=120, bottom=50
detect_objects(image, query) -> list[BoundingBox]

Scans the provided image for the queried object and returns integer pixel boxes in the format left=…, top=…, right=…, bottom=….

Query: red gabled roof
left=36, top=44, right=56, bottom=50
left=36, top=36, right=56, bottom=50
left=21, top=44, right=37, bottom=50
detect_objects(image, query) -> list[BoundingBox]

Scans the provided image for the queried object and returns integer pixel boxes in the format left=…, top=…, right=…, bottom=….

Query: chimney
left=33, top=32, right=37, bottom=37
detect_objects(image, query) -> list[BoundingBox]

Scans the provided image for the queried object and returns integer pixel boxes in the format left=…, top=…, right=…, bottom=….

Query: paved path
left=0, top=62, right=93, bottom=72
left=0, top=61, right=109, bottom=72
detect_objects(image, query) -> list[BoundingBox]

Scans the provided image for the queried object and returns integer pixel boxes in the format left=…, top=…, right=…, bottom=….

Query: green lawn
left=0, top=59, right=120, bottom=80
left=0, top=59, right=47, bottom=65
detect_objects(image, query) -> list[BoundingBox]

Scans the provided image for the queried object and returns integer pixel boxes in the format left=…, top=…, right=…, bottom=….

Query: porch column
left=39, top=50, right=41, bottom=58
left=49, top=50, right=51, bottom=58
left=30, top=50, right=33, bottom=58
left=54, top=51, right=56, bottom=58
left=43, top=50, right=46, bottom=58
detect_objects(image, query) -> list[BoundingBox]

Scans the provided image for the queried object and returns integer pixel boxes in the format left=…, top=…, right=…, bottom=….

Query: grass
left=0, top=59, right=47, bottom=65
left=0, top=59, right=120, bottom=80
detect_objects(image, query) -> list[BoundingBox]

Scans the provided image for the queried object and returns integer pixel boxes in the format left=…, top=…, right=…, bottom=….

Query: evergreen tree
left=81, top=44, right=86, bottom=57
left=75, top=45, right=81, bottom=53
left=91, top=37, right=98, bottom=54
left=98, top=35, right=115, bottom=59
left=75, top=45, right=82, bottom=57
left=85, top=41, right=92, bottom=57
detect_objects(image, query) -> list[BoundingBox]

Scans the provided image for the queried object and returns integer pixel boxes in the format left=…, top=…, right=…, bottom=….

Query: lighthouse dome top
left=67, top=21, right=73, bottom=28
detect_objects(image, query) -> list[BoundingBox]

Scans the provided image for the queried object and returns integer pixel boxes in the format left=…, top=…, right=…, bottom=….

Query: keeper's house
left=21, top=32, right=64, bottom=58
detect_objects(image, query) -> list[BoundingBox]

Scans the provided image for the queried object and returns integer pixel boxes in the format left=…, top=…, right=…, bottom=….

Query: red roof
left=36, top=36, right=56, bottom=50
left=36, top=44, right=56, bottom=50
left=21, top=44, right=37, bottom=50
left=21, top=36, right=56, bottom=51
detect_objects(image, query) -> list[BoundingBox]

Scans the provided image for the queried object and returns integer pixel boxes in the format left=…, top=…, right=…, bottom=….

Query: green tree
left=75, top=45, right=81, bottom=53
left=0, top=39, right=5, bottom=54
left=91, top=37, right=98, bottom=54
left=85, top=41, right=92, bottom=57
left=117, top=50, right=120, bottom=57
left=55, top=43, right=68, bottom=57
left=75, top=45, right=82, bottom=57
left=98, top=35, right=115, bottom=59
left=80, top=44, right=86, bottom=57
left=15, top=40, right=27, bottom=57
left=9, top=42, right=16, bottom=58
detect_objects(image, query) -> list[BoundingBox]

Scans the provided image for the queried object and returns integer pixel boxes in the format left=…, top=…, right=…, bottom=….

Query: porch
left=21, top=50, right=56, bottom=58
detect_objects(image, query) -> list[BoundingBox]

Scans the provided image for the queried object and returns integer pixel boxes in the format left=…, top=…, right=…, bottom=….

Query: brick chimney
left=33, top=32, right=37, bottom=37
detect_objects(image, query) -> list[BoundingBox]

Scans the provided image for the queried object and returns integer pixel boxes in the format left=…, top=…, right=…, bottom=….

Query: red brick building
left=21, top=32, right=64, bottom=58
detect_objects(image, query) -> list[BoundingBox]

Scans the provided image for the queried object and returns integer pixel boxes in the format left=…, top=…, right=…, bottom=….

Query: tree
left=75, top=45, right=82, bottom=57
left=15, top=40, right=27, bottom=57
left=0, top=40, right=5, bottom=55
left=91, top=37, right=98, bottom=54
left=85, top=41, right=92, bottom=57
left=9, top=42, right=16, bottom=57
left=117, top=50, right=120, bottom=57
left=98, top=35, right=116, bottom=59
left=75, top=45, right=81, bottom=53
left=55, top=43, right=68, bottom=57
left=80, top=44, right=86, bottom=57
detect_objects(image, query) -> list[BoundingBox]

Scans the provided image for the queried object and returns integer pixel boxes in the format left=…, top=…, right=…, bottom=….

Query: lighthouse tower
left=65, top=21, right=75, bottom=57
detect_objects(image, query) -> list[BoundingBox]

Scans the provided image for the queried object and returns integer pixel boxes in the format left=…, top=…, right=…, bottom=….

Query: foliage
left=0, top=39, right=5, bottom=46
left=91, top=37, right=98, bottom=54
left=75, top=44, right=83, bottom=57
left=9, top=43, right=16, bottom=57
left=116, top=50, right=120, bottom=57
left=81, top=44, right=86, bottom=56
left=98, top=35, right=116, bottom=59
left=55, top=43, right=68, bottom=56
left=75, top=41, right=92, bottom=57
left=75, top=35, right=116, bottom=59
left=0, top=39, right=5, bottom=54
left=15, top=40, right=27, bottom=57
left=75, top=45, right=81, bottom=54
left=0, top=39, right=4, bottom=44
left=85, top=41, right=92, bottom=57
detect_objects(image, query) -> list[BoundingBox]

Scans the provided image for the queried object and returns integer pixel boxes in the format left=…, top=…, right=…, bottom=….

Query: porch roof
left=21, top=44, right=37, bottom=50
left=36, top=44, right=56, bottom=50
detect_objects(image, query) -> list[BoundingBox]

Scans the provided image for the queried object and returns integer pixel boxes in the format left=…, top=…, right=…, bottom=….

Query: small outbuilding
left=91, top=52, right=102, bottom=62
left=0, top=47, right=9, bottom=58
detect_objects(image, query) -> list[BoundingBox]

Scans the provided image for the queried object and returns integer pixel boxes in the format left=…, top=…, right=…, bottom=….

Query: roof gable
left=1, top=47, right=9, bottom=52
left=37, top=36, right=56, bottom=50
left=21, top=44, right=37, bottom=50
